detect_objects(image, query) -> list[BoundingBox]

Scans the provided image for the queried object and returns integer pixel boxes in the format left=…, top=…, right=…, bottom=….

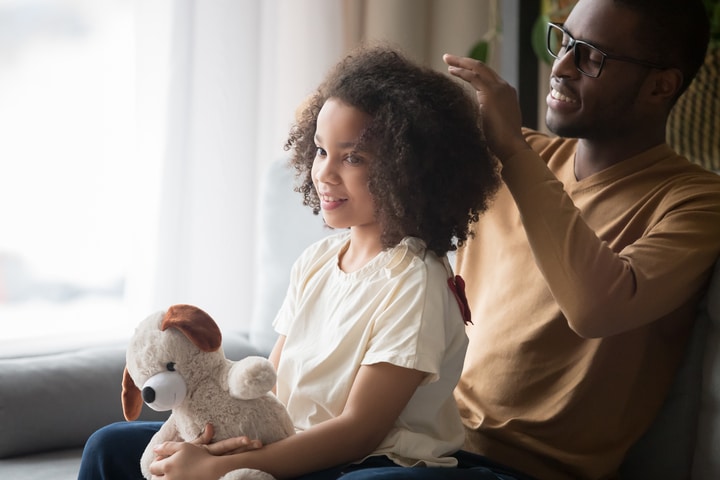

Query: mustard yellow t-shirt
left=456, top=130, right=720, bottom=480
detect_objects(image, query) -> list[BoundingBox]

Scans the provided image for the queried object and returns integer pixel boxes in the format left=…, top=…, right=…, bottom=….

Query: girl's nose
left=313, top=156, right=339, bottom=185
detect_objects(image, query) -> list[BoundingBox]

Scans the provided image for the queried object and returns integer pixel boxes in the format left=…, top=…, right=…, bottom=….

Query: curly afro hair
left=285, top=43, right=500, bottom=257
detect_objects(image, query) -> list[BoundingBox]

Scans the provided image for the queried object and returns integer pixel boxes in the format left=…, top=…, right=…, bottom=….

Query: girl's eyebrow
left=314, top=133, right=360, bottom=149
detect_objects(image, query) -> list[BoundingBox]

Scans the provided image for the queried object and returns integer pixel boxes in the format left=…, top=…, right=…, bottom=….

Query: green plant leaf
left=709, top=0, right=720, bottom=44
left=468, top=40, right=489, bottom=63
left=531, top=13, right=554, bottom=65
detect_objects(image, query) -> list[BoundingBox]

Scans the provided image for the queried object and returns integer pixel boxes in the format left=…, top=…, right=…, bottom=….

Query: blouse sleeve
left=362, top=252, right=462, bottom=384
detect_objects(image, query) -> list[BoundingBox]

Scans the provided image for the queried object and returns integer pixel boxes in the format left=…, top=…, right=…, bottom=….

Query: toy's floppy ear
left=122, top=367, right=143, bottom=421
left=161, top=304, right=222, bottom=352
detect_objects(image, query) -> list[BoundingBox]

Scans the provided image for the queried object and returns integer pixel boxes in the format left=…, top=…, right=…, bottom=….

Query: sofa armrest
left=692, top=258, right=720, bottom=479
left=0, top=333, right=261, bottom=459
left=620, top=257, right=720, bottom=479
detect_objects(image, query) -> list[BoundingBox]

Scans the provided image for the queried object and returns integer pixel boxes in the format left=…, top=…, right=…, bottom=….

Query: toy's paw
left=220, top=468, right=276, bottom=480
left=228, top=356, right=277, bottom=400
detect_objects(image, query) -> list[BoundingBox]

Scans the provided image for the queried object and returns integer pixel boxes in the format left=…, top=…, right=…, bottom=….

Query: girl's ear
left=121, top=367, right=143, bottom=421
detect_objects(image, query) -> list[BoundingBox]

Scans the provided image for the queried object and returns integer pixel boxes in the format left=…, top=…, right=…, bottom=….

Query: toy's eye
left=166, top=362, right=176, bottom=371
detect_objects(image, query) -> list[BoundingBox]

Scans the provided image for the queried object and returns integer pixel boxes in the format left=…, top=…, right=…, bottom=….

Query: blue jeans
left=78, top=421, right=161, bottom=480
left=337, top=451, right=536, bottom=480
left=78, top=421, right=534, bottom=480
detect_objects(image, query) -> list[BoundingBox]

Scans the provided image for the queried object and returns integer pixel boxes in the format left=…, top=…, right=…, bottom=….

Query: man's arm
left=444, top=54, right=720, bottom=338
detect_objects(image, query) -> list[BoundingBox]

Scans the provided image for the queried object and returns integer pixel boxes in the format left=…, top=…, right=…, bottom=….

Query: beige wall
left=341, top=1, right=549, bottom=130
left=343, top=0, right=499, bottom=71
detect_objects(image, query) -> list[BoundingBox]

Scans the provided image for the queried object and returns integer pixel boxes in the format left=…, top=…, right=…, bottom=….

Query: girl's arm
left=149, top=361, right=425, bottom=480
left=268, top=335, right=285, bottom=380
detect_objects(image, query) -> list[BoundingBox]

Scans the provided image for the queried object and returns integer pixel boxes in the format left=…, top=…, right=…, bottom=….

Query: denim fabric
left=78, top=421, right=162, bottom=480
left=77, top=422, right=534, bottom=480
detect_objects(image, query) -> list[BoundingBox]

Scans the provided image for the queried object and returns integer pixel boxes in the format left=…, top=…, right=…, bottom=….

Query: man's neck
left=574, top=135, right=666, bottom=180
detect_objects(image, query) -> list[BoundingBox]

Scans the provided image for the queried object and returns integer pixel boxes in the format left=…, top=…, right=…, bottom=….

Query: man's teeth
left=551, top=89, right=576, bottom=103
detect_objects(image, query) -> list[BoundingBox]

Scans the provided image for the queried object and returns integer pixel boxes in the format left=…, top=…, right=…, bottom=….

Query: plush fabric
left=123, top=305, right=293, bottom=479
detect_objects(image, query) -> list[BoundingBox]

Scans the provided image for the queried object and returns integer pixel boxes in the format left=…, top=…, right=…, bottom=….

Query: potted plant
left=530, top=0, right=578, bottom=65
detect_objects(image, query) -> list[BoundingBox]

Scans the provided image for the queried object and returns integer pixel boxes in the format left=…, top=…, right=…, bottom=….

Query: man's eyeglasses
left=546, top=22, right=667, bottom=78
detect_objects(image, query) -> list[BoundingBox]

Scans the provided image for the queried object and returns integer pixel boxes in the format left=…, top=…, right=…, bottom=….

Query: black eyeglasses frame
left=546, top=22, right=668, bottom=78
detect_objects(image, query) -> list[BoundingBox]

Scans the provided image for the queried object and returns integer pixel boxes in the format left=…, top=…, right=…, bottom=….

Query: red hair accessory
left=448, top=275, right=472, bottom=325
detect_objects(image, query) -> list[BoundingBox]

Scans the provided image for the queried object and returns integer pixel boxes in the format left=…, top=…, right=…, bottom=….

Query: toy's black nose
left=142, top=386, right=156, bottom=403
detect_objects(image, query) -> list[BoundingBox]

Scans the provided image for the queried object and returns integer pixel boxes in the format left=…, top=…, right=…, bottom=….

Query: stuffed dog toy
left=122, top=304, right=295, bottom=480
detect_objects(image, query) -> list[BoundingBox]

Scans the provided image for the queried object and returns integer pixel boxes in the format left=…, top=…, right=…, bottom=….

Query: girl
left=81, top=43, right=499, bottom=480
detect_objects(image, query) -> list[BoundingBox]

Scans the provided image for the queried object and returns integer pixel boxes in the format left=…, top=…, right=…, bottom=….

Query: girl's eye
left=166, top=362, right=176, bottom=371
left=345, top=154, right=362, bottom=165
left=315, top=147, right=327, bottom=157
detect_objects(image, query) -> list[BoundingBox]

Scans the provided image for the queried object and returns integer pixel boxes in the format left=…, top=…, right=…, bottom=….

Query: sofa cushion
left=691, top=258, right=720, bottom=479
left=249, top=159, right=333, bottom=355
left=0, top=448, right=83, bottom=479
left=0, top=333, right=260, bottom=459
left=619, top=258, right=720, bottom=480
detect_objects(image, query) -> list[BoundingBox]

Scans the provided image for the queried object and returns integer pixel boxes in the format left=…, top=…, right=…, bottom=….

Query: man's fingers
left=443, top=53, right=480, bottom=69
left=443, top=53, right=503, bottom=85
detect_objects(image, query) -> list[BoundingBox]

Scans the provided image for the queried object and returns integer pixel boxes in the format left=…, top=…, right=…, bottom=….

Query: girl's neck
left=339, top=227, right=384, bottom=273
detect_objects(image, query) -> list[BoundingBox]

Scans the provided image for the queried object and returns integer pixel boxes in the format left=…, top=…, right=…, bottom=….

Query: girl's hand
left=149, top=424, right=263, bottom=479
left=443, top=53, right=530, bottom=162
left=192, top=423, right=264, bottom=456
left=150, top=441, right=222, bottom=480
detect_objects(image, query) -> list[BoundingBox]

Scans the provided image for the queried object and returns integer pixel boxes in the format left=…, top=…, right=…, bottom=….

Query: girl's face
left=312, top=98, right=377, bottom=233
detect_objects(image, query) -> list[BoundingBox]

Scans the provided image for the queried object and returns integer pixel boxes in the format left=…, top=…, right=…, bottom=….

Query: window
left=0, top=0, right=145, bottom=342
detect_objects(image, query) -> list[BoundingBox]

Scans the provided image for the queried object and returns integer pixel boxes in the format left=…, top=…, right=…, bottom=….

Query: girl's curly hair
left=285, top=44, right=500, bottom=257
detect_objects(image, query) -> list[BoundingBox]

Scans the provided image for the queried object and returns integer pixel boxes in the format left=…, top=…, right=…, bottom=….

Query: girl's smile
left=311, top=98, right=377, bottom=232
left=318, top=193, right=348, bottom=210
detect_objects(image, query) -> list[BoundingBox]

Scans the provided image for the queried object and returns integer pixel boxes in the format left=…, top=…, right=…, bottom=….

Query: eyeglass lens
left=547, top=23, right=604, bottom=77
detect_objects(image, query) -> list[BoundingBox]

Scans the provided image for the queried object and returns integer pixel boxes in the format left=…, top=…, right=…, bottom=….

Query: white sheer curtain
left=130, top=0, right=347, bottom=331
left=0, top=0, right=500, bottom=343
left=130, top=0, right=495, bottom=333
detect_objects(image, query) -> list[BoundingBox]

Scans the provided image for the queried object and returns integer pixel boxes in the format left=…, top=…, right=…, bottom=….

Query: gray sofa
left=1, top=160, right=719, bottom=479
left=0, top=335, right=262, bottom=480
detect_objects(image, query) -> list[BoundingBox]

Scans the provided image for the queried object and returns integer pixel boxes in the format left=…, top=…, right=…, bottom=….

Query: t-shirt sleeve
left=362, top=258, right=455, bottom=384
left=273, top=248, right=307, bottom=337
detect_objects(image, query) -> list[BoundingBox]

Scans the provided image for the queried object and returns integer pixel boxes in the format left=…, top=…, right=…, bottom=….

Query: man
left=344, top=0, right=720, bottom=479
left=447, top=0, right=719, bottom=478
